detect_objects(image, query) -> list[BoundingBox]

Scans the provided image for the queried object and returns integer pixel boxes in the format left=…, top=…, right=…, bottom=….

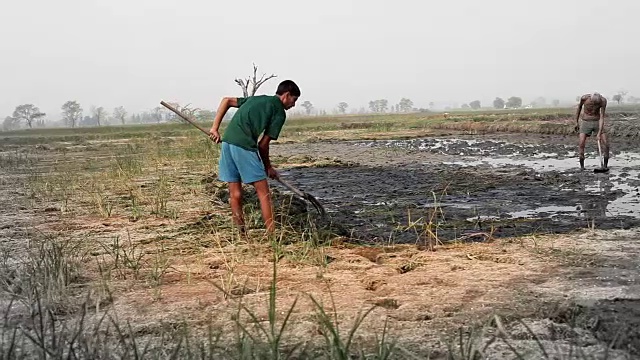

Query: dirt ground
left=2, top=129, right=640, bottom=358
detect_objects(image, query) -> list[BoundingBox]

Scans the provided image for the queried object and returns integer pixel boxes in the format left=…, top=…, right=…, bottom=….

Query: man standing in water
left=575, top=92, right=609, bottom=170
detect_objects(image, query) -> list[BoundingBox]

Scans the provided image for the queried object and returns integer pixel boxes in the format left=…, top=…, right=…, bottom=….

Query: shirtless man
left=575, top=92, right=608, bottom=170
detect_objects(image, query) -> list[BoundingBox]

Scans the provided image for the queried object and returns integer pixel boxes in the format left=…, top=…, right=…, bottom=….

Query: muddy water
left=275, top=136, right=640, bottom=243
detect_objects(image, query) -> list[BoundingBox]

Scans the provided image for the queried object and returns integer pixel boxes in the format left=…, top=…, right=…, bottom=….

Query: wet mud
left=273, top=135, right=640, bottom=244
left=550, top=299, right=640, bottom=356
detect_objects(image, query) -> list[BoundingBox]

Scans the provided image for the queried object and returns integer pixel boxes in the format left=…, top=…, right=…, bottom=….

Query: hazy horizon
left=1, top=0, right=639, bottom=121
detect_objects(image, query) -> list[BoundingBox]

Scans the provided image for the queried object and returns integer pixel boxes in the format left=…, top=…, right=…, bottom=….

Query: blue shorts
left=218, top=142, right=266, bottom=184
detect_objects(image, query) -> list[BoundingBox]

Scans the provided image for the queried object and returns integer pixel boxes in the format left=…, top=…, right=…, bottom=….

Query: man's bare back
left=579, top=93, right=607, bottom=121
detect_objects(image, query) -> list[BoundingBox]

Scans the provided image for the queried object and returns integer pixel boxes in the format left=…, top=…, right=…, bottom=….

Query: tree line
left=1, top=101, right=224, bottom=131
left=4, top=63, right=636, bottom=130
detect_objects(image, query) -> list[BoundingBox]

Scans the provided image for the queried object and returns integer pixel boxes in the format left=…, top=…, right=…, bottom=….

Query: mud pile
left=486, top=299, right=640, bottom=358
left=552, top=299, right=640, bottom=355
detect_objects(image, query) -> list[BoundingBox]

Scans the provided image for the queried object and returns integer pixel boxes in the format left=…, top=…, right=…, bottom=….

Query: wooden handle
left=160, top=100, right=210, bottom=135
left=597, top=138, right=604, bottom=167
left=277, top=178, right=305, bottom=198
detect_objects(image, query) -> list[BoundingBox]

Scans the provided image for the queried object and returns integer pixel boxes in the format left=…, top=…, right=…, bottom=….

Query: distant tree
left=428, top=102, right=435, bottom=109
left=152, top=106, right=166, bottom=123
left=113, top=106, right=127, bottom=125
left=337, top=102, right=348, bottom=114
left=91, top=106, right=107, bottom=126
left=461, top=104, right=470, bottom=109
left=612, top=90, right=627, bottom=105
left=469, top=100, right=481, bottom=110
left=234, top=63, right=277, bottom=97
left=616, top=90, right=628, bottom=104
left=612, top=94, right=622, bottom=104
left=81, top=115, right=95, bottom=126
left=381, top=100, right=389, bottom=112
left=301, top=101, right=313, bottom=115
left=140, top=112, right=149, bottom=123
left=3, top=116, right=19, bottom=131
left=175, top=103, right=200, bottom=122
left=11, top=104, right=46, bottom=129
left=493, top=97, right=505, bottom=109
left=506, top=96, right=522, bottom=108
left=197, top=109, right=215, bottom=121
left=627, top=96, right=640, bottom=104
left=162, top=102, right=182, bottom=122
left=61, top=101, right=83, bottom=128
left=552, top=99, right=560, bottom=107
left=533, top=97, right=547, bottom=107
left=398, top=98, right=414, bottom=112
left=150, top=103, right=182, bottom=123
left=368, top=99, right=388, bottom=113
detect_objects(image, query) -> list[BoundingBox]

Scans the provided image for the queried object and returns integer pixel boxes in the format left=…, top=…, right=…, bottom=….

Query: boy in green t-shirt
left=208, top=80, right=300, bottom=234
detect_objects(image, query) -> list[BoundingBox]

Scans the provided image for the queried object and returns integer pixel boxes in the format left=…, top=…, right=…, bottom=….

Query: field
left=1, top=107, right=640, bottom=359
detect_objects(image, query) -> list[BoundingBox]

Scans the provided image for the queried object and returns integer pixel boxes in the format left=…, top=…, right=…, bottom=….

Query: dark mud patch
left=354, top=136, right=640, bottom=158
left=550, top=299, right=640, bottom=356
left=281, top=164, right=640, bottom=243
left=272, top=136, right=640, bottom=244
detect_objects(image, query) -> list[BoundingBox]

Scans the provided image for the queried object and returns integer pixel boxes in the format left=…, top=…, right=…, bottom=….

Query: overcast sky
left=1, top=0, right=638, bottom=119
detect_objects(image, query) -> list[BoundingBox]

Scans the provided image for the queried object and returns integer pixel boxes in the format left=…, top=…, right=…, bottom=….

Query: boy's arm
left=209, top=97, right=241, bottom=143
left=258, top=135, right=278, bottom=179
left=259, top=109, right=287, bottom=180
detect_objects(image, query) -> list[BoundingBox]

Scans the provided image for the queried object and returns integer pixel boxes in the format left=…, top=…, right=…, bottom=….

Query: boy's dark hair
left=276, top=80, right=301, bottom=97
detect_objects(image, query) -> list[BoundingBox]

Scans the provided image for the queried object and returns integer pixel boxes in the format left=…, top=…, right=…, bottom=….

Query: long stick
left=160, top=101, right=210, bottom=135
left=594, top=137, right=609, bottom=173
left=598, top=139, right=603, bottom=168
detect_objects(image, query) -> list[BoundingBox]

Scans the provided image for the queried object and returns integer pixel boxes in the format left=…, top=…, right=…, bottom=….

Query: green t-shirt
left=221, top=95, right=286, bottom=151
